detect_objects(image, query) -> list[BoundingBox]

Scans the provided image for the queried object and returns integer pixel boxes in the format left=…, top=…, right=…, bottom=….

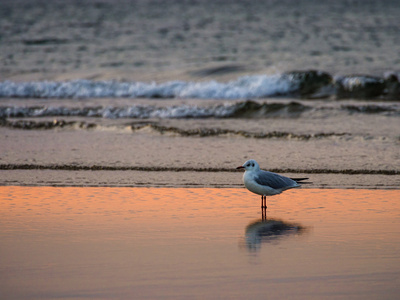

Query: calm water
left=1, top=187, right=399, bottom=299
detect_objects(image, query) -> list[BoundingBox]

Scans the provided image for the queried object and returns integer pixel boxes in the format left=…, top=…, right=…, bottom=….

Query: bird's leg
left=261, top=195, right=267, bottom=209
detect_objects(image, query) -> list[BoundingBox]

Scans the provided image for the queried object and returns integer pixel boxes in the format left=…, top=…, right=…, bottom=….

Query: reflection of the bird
left=243, top=208, right=305, bottom=251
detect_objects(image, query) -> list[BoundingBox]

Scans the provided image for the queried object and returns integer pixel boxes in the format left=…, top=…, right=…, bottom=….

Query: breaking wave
left=1, top=70, right=398, bottom=100
left=0, top=75, right=293, bottom=99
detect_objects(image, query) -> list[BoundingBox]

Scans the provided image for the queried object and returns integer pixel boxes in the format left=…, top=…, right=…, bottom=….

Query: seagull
left=236, top=159, right=309, bottom=208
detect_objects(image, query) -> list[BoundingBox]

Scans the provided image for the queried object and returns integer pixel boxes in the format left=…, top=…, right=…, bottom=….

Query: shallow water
left=1, top=187, right=399, bottom=299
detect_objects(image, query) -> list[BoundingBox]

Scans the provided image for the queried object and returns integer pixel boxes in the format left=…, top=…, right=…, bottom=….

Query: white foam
left=0, top=103, right=238, bottom=119
left=0, top=75, right=294, bottom=99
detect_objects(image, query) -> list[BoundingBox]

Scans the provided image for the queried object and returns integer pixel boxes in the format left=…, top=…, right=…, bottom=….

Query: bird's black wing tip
left=291, top=177, right=313, bottom=184
left=291, top=177, right=309, bottom=182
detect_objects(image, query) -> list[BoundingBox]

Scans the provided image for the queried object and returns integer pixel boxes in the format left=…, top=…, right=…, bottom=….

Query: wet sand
left=1, top=99, right=399, bottom=189
left=1, top=187, right=399, bottom=299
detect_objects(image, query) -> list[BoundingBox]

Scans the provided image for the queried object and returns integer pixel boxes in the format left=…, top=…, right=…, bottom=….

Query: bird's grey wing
left=254, top=171, right=297, bottom=189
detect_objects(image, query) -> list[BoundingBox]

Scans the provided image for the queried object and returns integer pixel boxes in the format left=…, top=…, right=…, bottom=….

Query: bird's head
left=236, top=159, right=260, bottom=171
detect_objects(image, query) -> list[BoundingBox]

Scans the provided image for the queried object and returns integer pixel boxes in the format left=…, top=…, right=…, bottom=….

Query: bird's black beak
left=236, top=166, right=244, bottom=170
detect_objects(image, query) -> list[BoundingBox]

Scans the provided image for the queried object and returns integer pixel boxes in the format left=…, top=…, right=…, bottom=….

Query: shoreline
left=1, top=169, right=398, bottom=189
left=1, top=163, right=398, bottom=174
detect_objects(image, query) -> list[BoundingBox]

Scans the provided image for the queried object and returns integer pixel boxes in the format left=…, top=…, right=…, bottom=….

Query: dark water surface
left=2, top=0, right=400, bottom=80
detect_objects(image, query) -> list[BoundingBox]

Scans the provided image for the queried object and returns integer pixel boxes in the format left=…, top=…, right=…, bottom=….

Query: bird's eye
left=251, top=163, right=254, bottom=167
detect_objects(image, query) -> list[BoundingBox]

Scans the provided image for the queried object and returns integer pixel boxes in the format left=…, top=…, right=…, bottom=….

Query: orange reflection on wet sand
left=1, top=187, right=399, bottom=299
left=1, top=187, right=399, bottom=232
left=2, top=186, right=399, bottom=214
